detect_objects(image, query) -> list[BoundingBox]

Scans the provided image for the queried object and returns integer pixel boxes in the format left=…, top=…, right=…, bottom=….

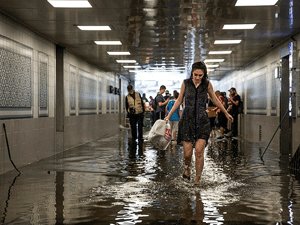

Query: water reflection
left=180, top=192, right=204, bottom=224
left=55, top=171, right=64, bottom=225
left=0, top=132, right=300, bottom=224
left=1, top=173, right=20, bottom=224
left=128, top=140, right=144, bottom=159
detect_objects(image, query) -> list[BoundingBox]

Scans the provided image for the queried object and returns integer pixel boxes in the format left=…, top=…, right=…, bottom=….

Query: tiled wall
left=0, top=13, right=56, bottom=174
left=0, top=13, right=129, bottom=174
left=62, top=52, right=126, bottom=150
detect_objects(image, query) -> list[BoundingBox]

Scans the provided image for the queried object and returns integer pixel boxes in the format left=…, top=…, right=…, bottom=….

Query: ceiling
left=0, top=0, right=300, bottom=80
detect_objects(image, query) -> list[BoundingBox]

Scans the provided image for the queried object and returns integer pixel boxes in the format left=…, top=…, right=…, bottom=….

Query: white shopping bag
left=148, top=119, right=171, bottom=150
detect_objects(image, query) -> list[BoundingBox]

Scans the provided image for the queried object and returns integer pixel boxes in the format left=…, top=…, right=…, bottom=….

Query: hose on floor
left=2, top=123, right=21, bottom=174
left=260, top=109, right=289, bottom=161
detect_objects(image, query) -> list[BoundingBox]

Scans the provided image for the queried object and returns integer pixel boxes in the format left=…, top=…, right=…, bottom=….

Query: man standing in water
left=125, top=84, right=145, bottom=144
left=165, top=62, right=233, bottom=185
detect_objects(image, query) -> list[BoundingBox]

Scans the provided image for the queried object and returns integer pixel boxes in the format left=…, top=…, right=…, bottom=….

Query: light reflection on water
left=0, top=131, right=300, bottom=224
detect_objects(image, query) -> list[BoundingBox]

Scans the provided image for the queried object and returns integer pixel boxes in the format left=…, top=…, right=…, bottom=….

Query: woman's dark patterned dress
left=177, top=79, right=211, bottom=144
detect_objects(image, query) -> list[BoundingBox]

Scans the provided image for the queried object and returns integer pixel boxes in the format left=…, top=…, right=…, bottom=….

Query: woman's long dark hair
left=190, top=61, right=209, bottom=86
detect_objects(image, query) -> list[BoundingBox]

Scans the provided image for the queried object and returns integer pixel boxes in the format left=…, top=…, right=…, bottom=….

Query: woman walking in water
left=165, top=61, right=233, bottom=185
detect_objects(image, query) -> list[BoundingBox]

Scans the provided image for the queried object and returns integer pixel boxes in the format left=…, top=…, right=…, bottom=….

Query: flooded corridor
left=1, top=129, right=300, bottom=225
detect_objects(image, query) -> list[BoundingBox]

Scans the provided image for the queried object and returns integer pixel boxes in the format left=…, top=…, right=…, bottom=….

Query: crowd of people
left=125, top=61, right=243, bottom=186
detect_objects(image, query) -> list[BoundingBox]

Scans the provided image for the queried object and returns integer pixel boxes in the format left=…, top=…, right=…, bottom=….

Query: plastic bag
left=148, top=119, right=171, bottom=150
left=164, top=121, right=172, bottom=142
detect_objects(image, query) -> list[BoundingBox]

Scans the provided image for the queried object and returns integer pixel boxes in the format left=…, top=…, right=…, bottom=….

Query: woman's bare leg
left=182, top=141, right=193, bottom=179
left=194, top=139, right=206, bottom=185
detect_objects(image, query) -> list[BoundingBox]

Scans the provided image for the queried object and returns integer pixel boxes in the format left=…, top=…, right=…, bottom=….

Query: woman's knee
left=183, top=142, right=193, bottom=155
left=195, top=140, right=205, bottom=157
left=195, top=148, right=204, bottom=159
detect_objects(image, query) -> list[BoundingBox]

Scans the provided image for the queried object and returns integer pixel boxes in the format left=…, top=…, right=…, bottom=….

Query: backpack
left=165, top=99, right=174, bottom=116
left=152, top=96, right=158, bottom=110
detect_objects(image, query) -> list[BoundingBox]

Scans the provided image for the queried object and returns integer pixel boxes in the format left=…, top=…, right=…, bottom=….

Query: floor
left=1, top=128, right=300, bottom=225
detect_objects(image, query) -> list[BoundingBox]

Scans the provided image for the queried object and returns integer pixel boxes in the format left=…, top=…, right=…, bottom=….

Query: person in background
left=220, top=91, right=230, bottom=135
left=221, top=92, right=228, bottom=110
left=165, top=90, right=181, bottom=142
left=227, top=87, right=241, bottom=138
left=215, top=90, right=228, bottom=139
left=164, top=90, right=171, bottom=101
left=142, top=93, right=150, bottom=111
left=142, top=93, right=149, bottom=104
left=206, top=94, right=218, bottom=137
left=165, top=61, right=233, bottom=185
left=148, top=95, right=155, bottom=125
left=154, top=85, right=169, bottom=122
left=125, top=84, right=145, bottom=144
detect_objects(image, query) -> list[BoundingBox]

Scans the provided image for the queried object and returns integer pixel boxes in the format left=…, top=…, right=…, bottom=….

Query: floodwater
left=1, top=129, right=300, bottom=225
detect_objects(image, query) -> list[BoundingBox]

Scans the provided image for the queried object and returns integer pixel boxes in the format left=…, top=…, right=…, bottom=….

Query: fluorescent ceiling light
left=206, top=64, right=219, bottom=68
left=235, top=0, right=278, bottom=6
left=47, top=0, right=92, bottom=8
left=207, top=69, right=215, bottom=72
left=77, top=26, right=111, bottom=31
left=214, top=40, right=241, bottom=44
left=107, top=51, right=130, bottom=55
left=223, top=24, right=256, bottom=30
left=204, top=59, right=225, bottom=63
left=116, top=60, right=137, bottom=63
left=209, top=51, right=232, bottom=55
left=94, top=41, right=122, bottom=45
left=123, top=65, right=141, bottom=69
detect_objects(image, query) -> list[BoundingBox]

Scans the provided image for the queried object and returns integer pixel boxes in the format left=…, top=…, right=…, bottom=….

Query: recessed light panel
left=204, top=59, right=225, bottom=63
left=206, top=64, right=219, bottom=68
left=116, top=60, right=137, bottom=63
left=77, top=26, right=111, bottom=31
left=123, top=65, right=141, bottom=69
left=209, top=51, right=232, bottom=55
left=235, top=0, right=278, bottom=6
left=94, top=41, right=122, bottom=45
left=223, top=24, right=256, bottom=30
left=47, top=0, right=92, bottom=8
left=214, top=40, right=241, bottom=44
left=107, top=52, right=130, bottom=55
